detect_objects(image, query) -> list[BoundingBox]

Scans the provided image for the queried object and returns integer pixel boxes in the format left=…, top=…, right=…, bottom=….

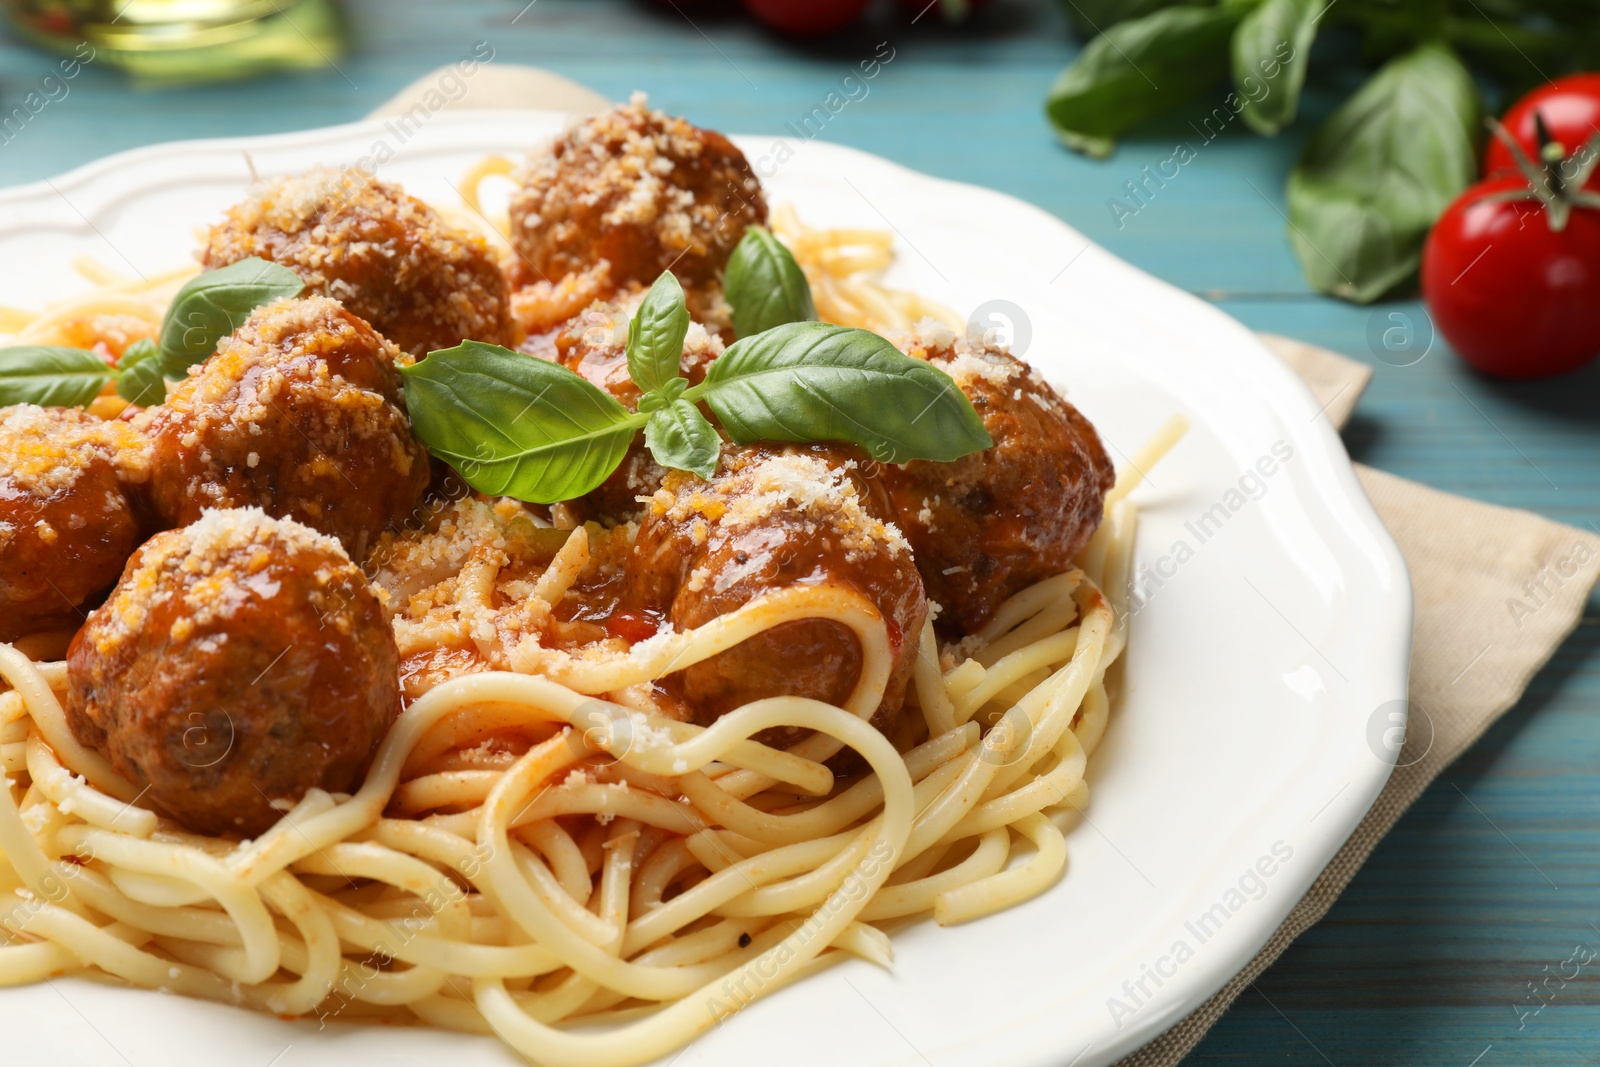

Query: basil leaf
left=1286, top=42, right=1480, bottom=303
left=725, top=226, right=816, bottom=339
left=1045, top=5, right=1242, bottom=158
left=402, top=341, right=645, bottom=504
left=638, top=377, right=688, bottom=413
left=626, top=272, right=690, bottom=397
left=0, top=346, right=113, bottom=408
left=115, top=338, right=167, bottom=406
left=159, top=257, right=304, bottom=377
left=120, top=337, right=156, bottom=364
left=644, top=399, right=720, bottom=480
left=688, top=321, right=993, bottom=464
left=1232, top=0, right=1318, bottom=136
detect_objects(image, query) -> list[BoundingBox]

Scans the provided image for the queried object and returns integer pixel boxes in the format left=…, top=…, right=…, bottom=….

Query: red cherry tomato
left=740, top=0, right=869, bottom=36
left=1422, top=175, right=1600, bottom=379
left=1484, top=73, right=1600, bottom=187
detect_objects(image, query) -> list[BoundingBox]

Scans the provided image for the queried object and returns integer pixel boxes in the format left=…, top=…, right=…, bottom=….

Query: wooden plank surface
left=2, top=2, right=1596, bottom=1063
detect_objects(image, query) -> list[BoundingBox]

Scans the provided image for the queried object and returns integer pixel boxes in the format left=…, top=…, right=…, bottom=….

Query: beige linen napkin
left=369, top=76, right=1600, bottom=1066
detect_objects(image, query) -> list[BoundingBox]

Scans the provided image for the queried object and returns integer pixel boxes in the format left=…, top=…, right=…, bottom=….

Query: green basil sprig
left=724, top=226, right=816, bottom=338
left=401, top=272, right=993, bottom=504
left=402, top=340, right=645, bottom=501
left=0, top=257, right=304, bottom=410
left=698, top=321, right=991, bottom=463
left=1286, top=42, right=1479, bottom=303
left=627, top=272, right=692, bottom=395
left=1232, top=0, right=1318, bottom=136
left=642, top=397, right=720, bottom=480
left=114, top=338, right=166, bottom=406
left=628, top=271, right=719, bottom=478
left=157, top=258, right=305, bottom=377
left=1045, top=5, right=1241, bottom=158
left=0, top=346, right=116, bottom=408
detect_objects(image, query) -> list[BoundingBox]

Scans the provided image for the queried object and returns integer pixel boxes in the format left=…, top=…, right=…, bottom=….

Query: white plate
left=0, top=111, right=1411, bottom=1067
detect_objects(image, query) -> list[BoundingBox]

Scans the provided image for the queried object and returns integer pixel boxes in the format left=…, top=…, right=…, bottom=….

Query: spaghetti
left=0, top=179, right=1185, bottom=1067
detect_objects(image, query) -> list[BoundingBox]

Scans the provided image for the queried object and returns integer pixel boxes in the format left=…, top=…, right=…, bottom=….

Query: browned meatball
left=543, top=296, right=725, bottom=521
left=66, top=508, right=399, bottom=837
left=0, top=405, right=150, bottom=640
left=146, top=296, right=431, bottom=561
left=203, top=168, right=515, bottom=359
left=631, top=445, right=926, bottom=735
left=509, top=95, right=766, bottom=330
left=879, top=323, right=1114, bottom=633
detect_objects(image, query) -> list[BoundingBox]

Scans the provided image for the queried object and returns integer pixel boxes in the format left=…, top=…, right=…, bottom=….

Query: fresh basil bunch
left=1047, top=0, right=1598, bottom=302
left=402, top=230, right=993, bottom=504
left=0, top=257, right=304, bottom=408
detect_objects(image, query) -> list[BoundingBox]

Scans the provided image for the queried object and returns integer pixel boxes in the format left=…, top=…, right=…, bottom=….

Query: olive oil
left=2, top=0, right=345, bottom=82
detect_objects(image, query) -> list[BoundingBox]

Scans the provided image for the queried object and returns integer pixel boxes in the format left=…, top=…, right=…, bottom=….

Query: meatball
left=509, top=94, right=766, bottom=330
left=879, top=322, right=1114, bottom=633
left=631, top=445, right=926, bottom=735
left=66, top=508, right=399, bottom=837
left=0, top=405, right=150, bottom=640
left=146, top=296, right=431, bottom=561
left=543, top=296, right=725, bottom=521
left=203, top=168, right=515, bottom=358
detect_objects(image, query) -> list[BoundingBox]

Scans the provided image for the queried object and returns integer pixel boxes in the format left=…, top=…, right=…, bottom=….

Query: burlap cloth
left=374, top=71, right=1600, bottom=1066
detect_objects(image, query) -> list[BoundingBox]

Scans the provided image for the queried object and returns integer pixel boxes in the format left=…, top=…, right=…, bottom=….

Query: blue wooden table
left=2, top=2, right=1596, bottom=1063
